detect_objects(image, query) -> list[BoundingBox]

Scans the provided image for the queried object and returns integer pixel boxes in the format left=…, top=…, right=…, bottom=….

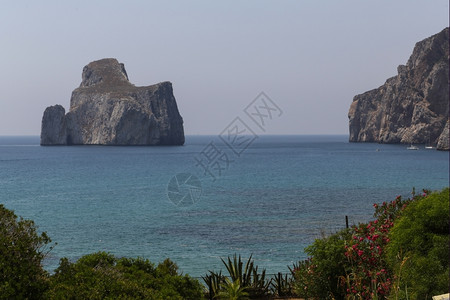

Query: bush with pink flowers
left=342, top=192, right=417, bottom=299
left=291, top=188, right=448, bottom=300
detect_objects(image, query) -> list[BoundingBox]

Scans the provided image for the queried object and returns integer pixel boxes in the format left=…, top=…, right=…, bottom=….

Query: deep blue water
left=0, top=135, right=448, bottom=277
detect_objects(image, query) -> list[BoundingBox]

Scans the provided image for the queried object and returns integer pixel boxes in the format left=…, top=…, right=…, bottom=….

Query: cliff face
left=41, top=58, right=184, bottom=145
left=348, top=28, right=449, bottom=150
left=40, top=105, right=67, bottom=145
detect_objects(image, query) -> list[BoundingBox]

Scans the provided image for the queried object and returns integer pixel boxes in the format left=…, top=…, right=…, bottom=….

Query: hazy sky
left=1, top=1, right=448, bottom=136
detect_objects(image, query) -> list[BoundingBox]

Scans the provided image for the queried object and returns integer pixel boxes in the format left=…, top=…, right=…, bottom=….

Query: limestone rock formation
left=436, top=120, right=449, bottom=150
left=41, top=105, right=67, bottom=145
left=348, top=28, right=449, bottom=150
left=41, top=58, right=184, bottom=145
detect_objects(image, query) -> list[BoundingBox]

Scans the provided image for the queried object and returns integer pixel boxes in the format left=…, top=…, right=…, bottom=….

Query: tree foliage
left=0, top=204, right=203, bottom=299
left=299, top=228, right=352, bottom=299
left=386, top=188, right=449, bottom=299
left=46, top=252, right=204, bottom=299
left=0, top=204, right=51, bottom=299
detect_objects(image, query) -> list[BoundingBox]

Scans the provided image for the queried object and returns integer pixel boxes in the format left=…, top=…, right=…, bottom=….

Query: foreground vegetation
left=0, top=205, right=203, bottom=300
left=289, top=188, right=449, bottom=300
left=1, top=188, right=448, bottom=299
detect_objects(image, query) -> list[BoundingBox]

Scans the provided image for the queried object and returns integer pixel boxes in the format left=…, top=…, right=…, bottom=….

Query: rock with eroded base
left=41, top=58, right=184, bottom=145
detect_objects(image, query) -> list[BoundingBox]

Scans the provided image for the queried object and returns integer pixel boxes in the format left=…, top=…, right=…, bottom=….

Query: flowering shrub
left=291, top=258, right=321, bottom=299
left=290, top=229, right=352, bottom=299
left=291, top=189, right=437, bottom=300
left=342, top=190, right=429, bottom=299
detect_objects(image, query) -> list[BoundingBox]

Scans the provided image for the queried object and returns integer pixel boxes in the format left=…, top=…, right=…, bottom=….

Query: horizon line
left=0, top=133, right=350, bottom=137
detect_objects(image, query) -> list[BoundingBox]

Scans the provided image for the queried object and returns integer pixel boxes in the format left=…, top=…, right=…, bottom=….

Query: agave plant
left=221, top=254, right=254, bottom=288
left=215, top=277, right=249, bottom=300
left=220, top=254, right=271, bottom=298
left=203, top=254, right=272, bottom=299
left=203, top=270, right=225, bottom=299
left=248, top=265, right=271, bottom=298
left=270, top=272, right=294, bottom=297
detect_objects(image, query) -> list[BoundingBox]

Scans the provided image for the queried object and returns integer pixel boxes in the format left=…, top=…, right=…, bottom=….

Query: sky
left=0, top=0, right=448, bottom=136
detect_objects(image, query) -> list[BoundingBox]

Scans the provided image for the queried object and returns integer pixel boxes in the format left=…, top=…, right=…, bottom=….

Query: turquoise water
left=0, top=135, right=448, bottom=277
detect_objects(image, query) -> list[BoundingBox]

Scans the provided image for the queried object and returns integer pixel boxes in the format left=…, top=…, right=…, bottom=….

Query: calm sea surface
left=0, top=135, right=448, bottom=277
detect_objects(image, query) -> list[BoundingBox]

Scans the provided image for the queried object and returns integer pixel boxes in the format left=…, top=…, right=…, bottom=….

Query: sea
left=0, top=135, right=448, bottom=278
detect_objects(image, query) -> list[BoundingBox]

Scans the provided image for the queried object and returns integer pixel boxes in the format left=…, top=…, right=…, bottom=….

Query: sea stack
left=348, top=28, right=449, bottom=150
left=40, top=58, right=184, bottom=145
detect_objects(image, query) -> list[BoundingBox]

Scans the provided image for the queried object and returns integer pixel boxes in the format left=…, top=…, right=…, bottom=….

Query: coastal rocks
left=41, top=105, right=67, bottom=145
left=436, top=120, right=449, bottom=150
left=348, top=28, right=449, bottom=150
left=41, top=58, right=184, bottom=145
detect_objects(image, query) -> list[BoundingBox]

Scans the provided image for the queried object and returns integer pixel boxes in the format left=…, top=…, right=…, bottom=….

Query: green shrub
left=291, top=188, right=439, bottom=300
left=46, top=252, right=204, bottom=299
left=291, top=229, right=352, bottom=299
left=0, top=204, right=52, bottom=299
left=0, top=205, right=203, bottom=299
left=386, top=188, right=449, bottom=299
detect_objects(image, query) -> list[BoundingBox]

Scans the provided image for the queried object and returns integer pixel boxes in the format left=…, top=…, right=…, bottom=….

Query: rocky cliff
left=348, top=28, right=449, bottom=150
left=41, top=58, right=184, bottom=145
